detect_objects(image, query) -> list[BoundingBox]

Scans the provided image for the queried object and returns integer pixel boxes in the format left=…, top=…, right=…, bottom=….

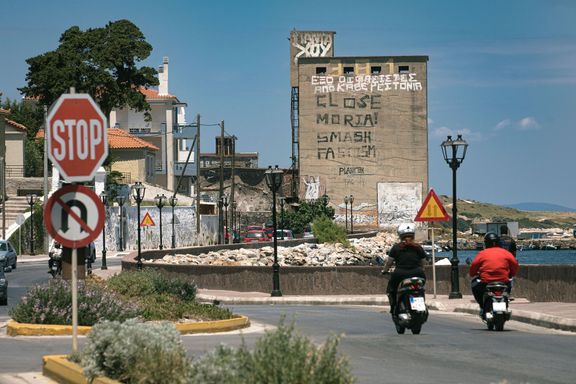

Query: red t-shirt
left=469, top=247, right=519, bottom=282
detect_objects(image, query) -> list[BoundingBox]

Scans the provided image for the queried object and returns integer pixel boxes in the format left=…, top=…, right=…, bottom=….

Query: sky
left=1, top=0, right=575, bottom=209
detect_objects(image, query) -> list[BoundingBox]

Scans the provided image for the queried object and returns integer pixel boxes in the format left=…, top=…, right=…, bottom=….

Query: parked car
left=264, top=226, right=275, bottom=239
left=243, top=230, right=268, bottom=243
left=245, top=225, right=263, bottom=232
left=276, top=229, right=294, bottom=240
left=0, top=240, right=17, bottom=271
left=0, top=269, right=7, bottom=305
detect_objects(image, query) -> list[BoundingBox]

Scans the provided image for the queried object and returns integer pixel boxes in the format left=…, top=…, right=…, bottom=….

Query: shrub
left=78, top=319, right=191, bottom=384
left=312, top=215, right=350, bottom=246
left=9, top=279, right=139, bottom=325
left=106, top=268, right=197, bottom=301
left=189, top=319, right=355, bottom=384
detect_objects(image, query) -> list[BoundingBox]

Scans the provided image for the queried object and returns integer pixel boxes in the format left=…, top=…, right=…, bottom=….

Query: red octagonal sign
left=47, top=93, right=108, bottom=182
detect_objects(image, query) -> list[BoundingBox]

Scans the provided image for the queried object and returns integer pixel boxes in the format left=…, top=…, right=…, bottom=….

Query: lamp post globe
left=265, top=165, right=284, bottom=297
left=155, top=194, right=166, bottom=250
left=441, top=134, right=468, bottom=299
left=99, top=191, right=108, bottom=270
left=169, top=196, right=178, bottom=250
left=132, top=182, right=146, bottom=270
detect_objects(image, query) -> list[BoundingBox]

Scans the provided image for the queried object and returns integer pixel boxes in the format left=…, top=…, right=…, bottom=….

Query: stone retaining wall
left=122, top=250, right=576, bottom=302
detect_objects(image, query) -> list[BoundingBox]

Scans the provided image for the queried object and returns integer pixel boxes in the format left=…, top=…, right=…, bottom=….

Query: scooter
left=391, top=277, right=429, bottom=334
left=48, top=246, right=62, bottom=278
left=482, top=281, right=511, bottom=331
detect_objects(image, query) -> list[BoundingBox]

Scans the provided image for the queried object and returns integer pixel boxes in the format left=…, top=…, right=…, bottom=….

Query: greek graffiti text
left=311, top=74, right=422, bottom=93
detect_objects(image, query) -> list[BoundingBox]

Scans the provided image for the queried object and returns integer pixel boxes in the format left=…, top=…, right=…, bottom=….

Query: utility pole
left=218, top=120, right=224, bottom=244
left=195, top=114, right=201, bottom=240
left=230, top=135, right=237, bottom=240
left=0, top=108, right=6, bottom=240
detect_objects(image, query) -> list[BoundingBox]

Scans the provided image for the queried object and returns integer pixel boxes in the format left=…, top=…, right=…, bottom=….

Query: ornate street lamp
left=279, top=197, right=285, bottom=240
left=132, top=182, right=146, bottom=270
left=169, top=196, right=178, bottom=249
left=441, top=134, right=468, bottom=299
left=344, top=195, right=350, bottom=232
left=99, top=191, right=108, bottom=270
left=222, top=194, right=229, bottom=244
left=349, top=195, right=355, bottom=234
left=265, top=165, right=284, bottom=297
left=26, top=194, right=36, bottom=255
left=155, top=194, right=166, bottom=250
left=116, top=195, right=126, bottom=251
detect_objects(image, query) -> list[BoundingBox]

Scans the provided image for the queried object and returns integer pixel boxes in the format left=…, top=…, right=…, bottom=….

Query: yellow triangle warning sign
left=140, top=211, right=156, bottom=227
left=415, top=189, right=449, bottom=222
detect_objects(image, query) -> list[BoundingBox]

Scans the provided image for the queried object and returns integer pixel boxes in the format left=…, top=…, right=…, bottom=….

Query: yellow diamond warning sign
left=415, top=189, right=449, bottom=222
left=140, top=211, right=156, bottom=227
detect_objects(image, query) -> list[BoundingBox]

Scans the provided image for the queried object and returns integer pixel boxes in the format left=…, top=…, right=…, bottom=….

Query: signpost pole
left=431, top=227, right=437, bottom=299
left=72, top=247, right=78, bottom=353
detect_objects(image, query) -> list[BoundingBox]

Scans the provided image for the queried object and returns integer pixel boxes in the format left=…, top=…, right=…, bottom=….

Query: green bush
left=9, top=279, right=139, bottom=326
left=106, top=268, right=197, bottom=301
left=312, top=215, right=350, bottom=246
left=78, top=319, right=191, bottom=384
left=189, top=319, right=355, bottom=384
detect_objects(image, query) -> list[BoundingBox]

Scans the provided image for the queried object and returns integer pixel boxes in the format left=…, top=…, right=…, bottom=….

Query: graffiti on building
left=300, top=175, right=326, bottom=200
left=311, top=74, right=422, bottom=94
left=316, top=94, right=382, bottom=109
left=377, top=182, right=422, bottom=227
left=338, top=166, right=365, bottom=176
left=292, top=32, right=333, bottom=64
left=316, top=113, right=378, bottom=127
left=317, top=145, right=376, bottom=160
left=317, top=131, right=373, bottom=144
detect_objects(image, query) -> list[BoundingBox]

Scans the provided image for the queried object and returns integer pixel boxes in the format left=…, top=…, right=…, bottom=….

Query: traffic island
left=43, top=355, right=119, bottom=384
left=6, top=315, right=250, bottom=336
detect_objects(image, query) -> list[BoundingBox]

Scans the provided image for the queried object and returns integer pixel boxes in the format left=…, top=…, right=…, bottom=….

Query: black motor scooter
left=391, top=277, right=429, bottom=334
left=482, top=281, right=511, bottom=331
left=48, top=245, right=62, bottom=278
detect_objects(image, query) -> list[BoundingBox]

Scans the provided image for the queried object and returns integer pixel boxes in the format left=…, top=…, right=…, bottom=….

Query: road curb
left=452, top=305, right=576, bottom=332
left=6, top=315, right=250, bottom=337
left=196, top=294, right=388, bottom=306
left=43, top=355, right=119, bottom=384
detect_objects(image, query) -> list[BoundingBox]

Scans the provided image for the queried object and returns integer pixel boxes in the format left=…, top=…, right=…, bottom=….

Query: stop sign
left=47, top=93, right=108, bottom=182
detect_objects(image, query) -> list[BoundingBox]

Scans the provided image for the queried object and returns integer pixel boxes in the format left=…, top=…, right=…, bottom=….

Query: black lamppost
left=217, top=198, right=224, bottom=244
left=132, top=182, right=146, bottom=270
left=279, top=197, right=285, bottom=240
left=232, top=201, right=237, bottom=242
left=169, top=196, right=178, bottom=249
left=349, top=195, right=354, bottom=234
left=100, top=191, right=108, bottom=270
left=265, top=165, right=284, bottom=297
left=116, top=195, right=126, bottom=251
left=222, top=194, right=229, bottom=244
left=441, top=134, right=468, bottom=299
left=344, top=195, right=349, bottom=232
left=26, top=194, right=36, bottom=255
left=155, top=194, right=166, bottom=250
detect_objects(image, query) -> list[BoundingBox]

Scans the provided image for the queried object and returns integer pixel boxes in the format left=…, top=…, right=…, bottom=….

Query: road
left=1, top=260, right=575, bottom=384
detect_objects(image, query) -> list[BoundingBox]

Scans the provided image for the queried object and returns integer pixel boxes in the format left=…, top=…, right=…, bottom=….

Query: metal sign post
left=72, top=247, right=78, bottom=352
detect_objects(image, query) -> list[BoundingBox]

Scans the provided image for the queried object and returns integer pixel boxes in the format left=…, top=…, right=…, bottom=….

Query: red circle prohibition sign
left=44, top=184, right=105, bottom=249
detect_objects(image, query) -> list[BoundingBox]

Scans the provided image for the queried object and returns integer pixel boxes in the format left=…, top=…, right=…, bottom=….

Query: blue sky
left=1, top=0, right=575, bottom=208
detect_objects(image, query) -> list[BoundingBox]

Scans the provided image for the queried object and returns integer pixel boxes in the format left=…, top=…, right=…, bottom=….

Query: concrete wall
left=297, top=56, right=429, bottom=230
left=122, top=245, right=576, bottom=302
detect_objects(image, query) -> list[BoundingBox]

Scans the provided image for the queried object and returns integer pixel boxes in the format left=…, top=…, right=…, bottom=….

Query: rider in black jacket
left=381, top=223, right=427, bottom=316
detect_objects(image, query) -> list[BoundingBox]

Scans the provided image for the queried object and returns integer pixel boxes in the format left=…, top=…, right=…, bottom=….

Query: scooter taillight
left=493, top=290, right=504, bottom=296
left=410, top=284, right=421, bottom=290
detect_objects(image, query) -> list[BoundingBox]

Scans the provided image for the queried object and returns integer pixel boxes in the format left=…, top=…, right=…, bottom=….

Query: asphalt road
left=1, top=261, right=575, bottom=384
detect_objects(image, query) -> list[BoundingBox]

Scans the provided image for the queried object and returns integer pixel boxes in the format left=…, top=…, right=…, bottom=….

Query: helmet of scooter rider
left=484, top=232, right=500, bottom=248
left=397, top=223, right=416, bottom=239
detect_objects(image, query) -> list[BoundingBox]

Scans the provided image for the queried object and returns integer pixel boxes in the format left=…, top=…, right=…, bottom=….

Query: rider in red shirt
left=469, top=232, right=519, bottom=310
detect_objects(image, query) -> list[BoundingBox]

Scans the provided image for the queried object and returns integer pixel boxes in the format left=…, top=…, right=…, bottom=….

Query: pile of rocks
left=146, top=231, right=397, bottom=267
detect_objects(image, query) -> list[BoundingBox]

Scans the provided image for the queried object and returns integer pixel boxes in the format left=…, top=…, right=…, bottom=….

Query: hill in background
left=437, top=196, right=576, bottom=231
left=504, top=202, right=576, bottom=212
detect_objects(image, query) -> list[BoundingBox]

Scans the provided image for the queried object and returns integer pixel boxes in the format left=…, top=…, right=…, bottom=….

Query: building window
left=399, top=65, right=410, bottom=74
left=316, top=67, right=327, bottom=75
left=344, top=66, right=354, bottom=75
left=371, top=66, right=381, bottom=74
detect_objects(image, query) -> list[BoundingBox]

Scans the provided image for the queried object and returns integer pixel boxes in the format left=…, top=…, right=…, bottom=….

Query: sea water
left=443, top=249, right=576, bottom=265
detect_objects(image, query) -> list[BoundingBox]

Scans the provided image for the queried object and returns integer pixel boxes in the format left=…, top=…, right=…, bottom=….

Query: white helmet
left=397, top=223, right=416, bottom=238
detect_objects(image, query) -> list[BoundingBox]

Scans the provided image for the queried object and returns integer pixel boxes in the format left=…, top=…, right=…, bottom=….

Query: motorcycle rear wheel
left=395, top=323, right=406, bottom=334
left=411, top=326, right=421, bottom=335
left=494, top=315, right=505, bottom=331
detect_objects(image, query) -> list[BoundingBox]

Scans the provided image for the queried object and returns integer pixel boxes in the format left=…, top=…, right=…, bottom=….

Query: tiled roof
left=6, top=119, right=27, bottom=132
left=139, top=87, right=177, bottom=100
left=36, top=128, right=159, bottom=151
left=108, top=128, right=159, bottom=150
